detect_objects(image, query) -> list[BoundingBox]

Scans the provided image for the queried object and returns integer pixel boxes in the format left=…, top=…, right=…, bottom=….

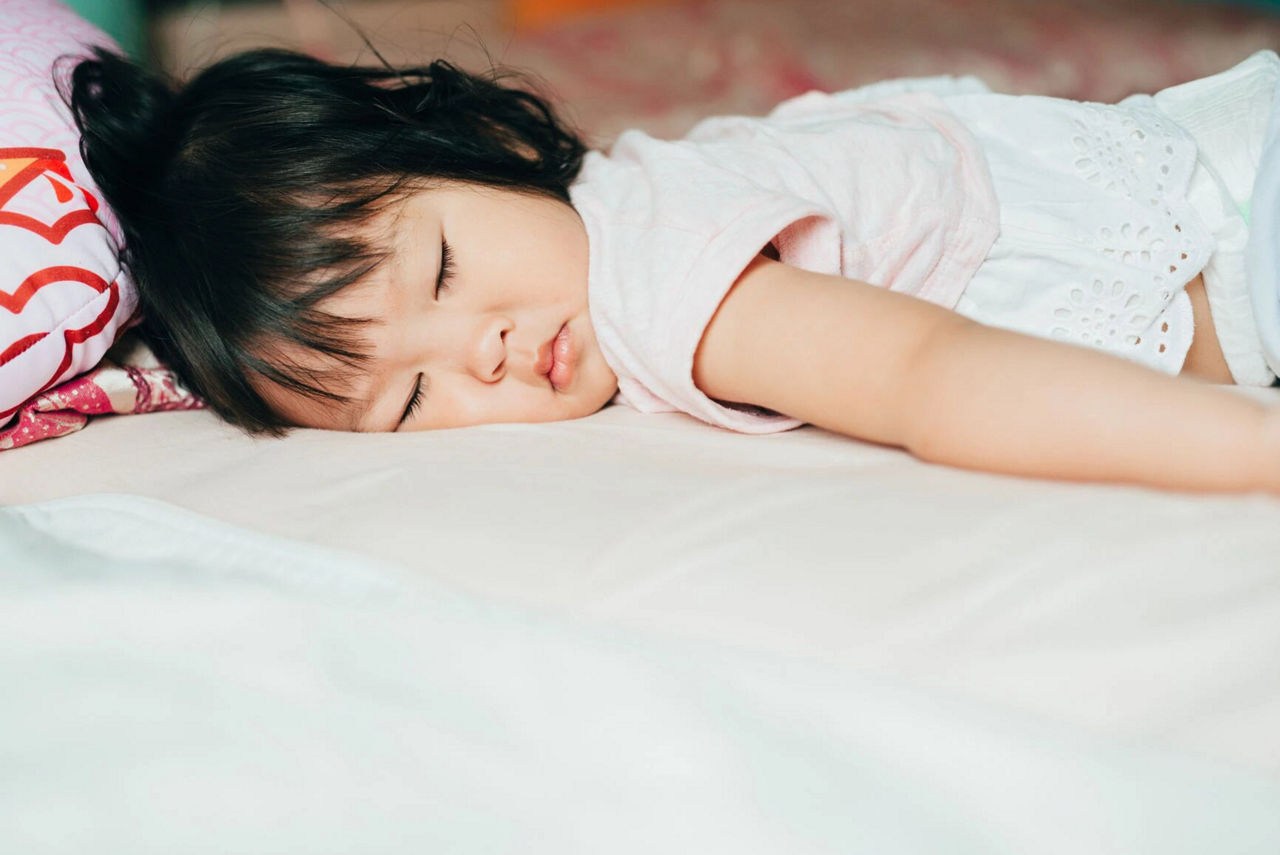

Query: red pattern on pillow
left=0, top=1, right=146, bottom=435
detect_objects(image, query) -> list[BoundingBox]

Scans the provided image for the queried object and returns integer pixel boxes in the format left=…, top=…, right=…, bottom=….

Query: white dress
left=942, top=51, right=1279, bottom=384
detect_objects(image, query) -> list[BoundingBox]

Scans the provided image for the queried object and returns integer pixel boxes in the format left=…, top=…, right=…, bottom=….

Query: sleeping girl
left=64, top=46, right=1280, bottom=495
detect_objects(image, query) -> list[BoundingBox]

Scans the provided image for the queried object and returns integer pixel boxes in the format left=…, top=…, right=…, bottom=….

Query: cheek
left=583, top=371, right=619, bottom=414
left=585, top=353, right=620, bottom=409
left=424, top=377, right=559, bottom=429
left=417, top=353, right=615, bottom=430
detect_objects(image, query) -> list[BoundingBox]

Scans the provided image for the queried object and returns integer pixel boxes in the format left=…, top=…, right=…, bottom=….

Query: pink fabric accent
left=0, top=333, right=203, bottom=451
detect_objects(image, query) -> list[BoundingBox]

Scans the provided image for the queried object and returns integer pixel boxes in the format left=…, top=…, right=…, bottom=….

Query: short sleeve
left=571, top=138, right=835, bottom=433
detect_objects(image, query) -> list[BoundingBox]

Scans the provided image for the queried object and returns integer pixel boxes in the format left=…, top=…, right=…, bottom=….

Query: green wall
left=62, top=0, right=146, bottom=58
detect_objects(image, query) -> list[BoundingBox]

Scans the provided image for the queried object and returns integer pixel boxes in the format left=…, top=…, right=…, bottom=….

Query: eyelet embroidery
left=1044, top=104, right=1209, bottom=370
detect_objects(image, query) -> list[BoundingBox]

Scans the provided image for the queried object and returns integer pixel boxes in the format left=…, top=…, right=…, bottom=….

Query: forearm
left=902, top=320, right=1277, bottom=494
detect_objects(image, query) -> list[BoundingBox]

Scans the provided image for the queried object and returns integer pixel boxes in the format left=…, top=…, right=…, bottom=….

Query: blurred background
left=62, top=0, right=1280, bottom=145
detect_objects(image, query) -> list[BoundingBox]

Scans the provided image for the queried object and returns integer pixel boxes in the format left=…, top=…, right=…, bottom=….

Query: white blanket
left=2, top=493, right=1278, bottom=854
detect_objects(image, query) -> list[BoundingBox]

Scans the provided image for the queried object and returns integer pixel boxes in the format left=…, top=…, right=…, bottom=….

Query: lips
left=537, top=322, right=574, bottom=390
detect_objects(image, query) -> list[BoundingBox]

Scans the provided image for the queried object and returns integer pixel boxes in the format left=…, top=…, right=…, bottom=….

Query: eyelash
left=435, top=239, right=455, bottom=297
left=401, top=376, right=425, bottom=426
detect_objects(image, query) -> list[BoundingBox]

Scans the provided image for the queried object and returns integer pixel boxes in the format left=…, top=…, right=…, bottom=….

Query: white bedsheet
left=3, top=394, right=1280, bottom=848
left=2, top=492, right=1278, bottom=853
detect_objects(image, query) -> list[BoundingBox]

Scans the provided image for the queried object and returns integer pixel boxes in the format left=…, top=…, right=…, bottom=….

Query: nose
left=466, top=314, right=513, bottom=382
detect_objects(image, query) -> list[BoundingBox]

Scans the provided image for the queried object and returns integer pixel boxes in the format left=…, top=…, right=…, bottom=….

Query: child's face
left=262, top=183, right=618, bottom=432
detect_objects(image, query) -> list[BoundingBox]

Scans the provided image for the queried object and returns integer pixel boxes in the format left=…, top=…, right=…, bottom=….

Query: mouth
left=537, top=322, right=574, bottom=391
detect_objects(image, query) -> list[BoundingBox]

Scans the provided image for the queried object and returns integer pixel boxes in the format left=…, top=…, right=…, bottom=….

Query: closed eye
left=397, top=373, right=425, bottom=430
left=435, top=238, right=455, bottom=298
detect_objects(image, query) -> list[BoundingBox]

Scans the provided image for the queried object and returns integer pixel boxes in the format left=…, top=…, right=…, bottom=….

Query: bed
left=3, top=0, right=1280, bottom=851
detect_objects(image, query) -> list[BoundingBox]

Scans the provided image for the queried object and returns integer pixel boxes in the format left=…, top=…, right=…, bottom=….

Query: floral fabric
left=0, top=334, right=201, bottom=451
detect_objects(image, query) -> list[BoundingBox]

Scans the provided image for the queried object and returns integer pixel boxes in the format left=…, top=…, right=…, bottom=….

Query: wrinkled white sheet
left=2, top=492, right=1278, bottom=854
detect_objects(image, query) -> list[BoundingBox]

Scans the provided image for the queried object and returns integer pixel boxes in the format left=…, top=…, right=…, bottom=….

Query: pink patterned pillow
left=0, top=0, right=136, bottom=425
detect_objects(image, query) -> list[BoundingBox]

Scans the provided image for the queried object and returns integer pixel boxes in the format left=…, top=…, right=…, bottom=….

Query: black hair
left=61, top=45, right=587, bottom=434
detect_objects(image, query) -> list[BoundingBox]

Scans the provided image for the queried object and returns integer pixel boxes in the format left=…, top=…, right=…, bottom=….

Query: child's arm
left=694, top=255, right=1280, bottom=495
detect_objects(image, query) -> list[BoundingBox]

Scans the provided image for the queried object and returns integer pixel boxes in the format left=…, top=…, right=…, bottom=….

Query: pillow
left=0, top=0, right=136, bottom=425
